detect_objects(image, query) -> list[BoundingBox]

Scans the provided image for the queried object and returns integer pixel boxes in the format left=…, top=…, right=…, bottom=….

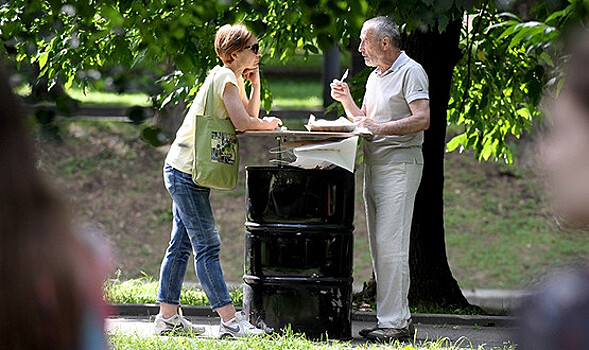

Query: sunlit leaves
left=2, top=0, right=587, bottom=164
left=445, top=0, right=589, bottom=163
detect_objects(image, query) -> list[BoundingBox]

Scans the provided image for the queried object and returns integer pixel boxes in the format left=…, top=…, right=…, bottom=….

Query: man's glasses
left=244, top=43, right=260, bottom=55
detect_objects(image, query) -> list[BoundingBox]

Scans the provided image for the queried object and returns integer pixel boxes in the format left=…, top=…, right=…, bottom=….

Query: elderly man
left=330, top=16, right=430, bottom=342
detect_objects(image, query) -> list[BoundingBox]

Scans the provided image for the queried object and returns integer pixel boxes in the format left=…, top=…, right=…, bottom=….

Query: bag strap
left=202, top=67, right=217, bottom=116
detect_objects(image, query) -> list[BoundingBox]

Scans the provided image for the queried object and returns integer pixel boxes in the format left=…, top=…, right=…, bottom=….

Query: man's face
left=359, top=24, right=383, bottom=68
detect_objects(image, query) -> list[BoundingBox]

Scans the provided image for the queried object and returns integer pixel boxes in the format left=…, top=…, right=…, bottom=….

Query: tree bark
left=404, top=20, right=475, bottom=310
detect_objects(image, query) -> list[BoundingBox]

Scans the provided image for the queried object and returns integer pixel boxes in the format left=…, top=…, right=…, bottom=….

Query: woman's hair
left=0, top=65, right=101, bottom=349
left=214, top=23, right=254, bottom=64
left=364, top=16, right=401, bottom=49
left=567, top=30, right=589, bottom=113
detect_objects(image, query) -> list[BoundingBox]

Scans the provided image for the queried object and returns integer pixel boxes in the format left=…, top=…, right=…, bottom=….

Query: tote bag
left=192, top=70, right=239, bottom=190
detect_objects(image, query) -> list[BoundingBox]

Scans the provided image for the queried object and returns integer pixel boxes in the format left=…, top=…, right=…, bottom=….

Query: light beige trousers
left=363, top=161, right=423, bottom=329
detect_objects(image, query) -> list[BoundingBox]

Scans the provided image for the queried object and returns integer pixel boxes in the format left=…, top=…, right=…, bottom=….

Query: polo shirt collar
left=375, top=51, right=409, bottom=77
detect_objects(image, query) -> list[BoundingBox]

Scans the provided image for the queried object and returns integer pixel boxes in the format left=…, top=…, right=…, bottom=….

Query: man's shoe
left=365, top=319, right=415, bottom=342
left=154, top=313, right=206, bottom=336
left=359, top=325, right=379, bottom=337
left=219, top=311, right=265, bottom=338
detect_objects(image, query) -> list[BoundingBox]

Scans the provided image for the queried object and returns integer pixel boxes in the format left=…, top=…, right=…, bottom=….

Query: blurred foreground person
left=0, top=64, right=110, bottom=349
left=542, top=31, right=589, bottom=227
left=517, top=30, right=589, bottom=350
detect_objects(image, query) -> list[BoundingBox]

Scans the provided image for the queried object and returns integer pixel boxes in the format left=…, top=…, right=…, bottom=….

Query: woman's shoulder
left=215, top=66, right=237, bottom=81
left=210, top=66, right=239, bottom=97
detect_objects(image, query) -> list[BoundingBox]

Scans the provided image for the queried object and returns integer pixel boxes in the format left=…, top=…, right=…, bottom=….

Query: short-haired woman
left=154, top=23, right=280, bottom=338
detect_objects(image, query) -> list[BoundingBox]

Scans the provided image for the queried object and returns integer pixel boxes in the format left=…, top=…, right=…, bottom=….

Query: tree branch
left=457, top=0, right=490, bottom=115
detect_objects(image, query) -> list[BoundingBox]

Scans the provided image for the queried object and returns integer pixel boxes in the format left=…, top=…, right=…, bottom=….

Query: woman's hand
left=261, top=116, right=282, bottom=130
left=243, top=67, right=260, bottom=86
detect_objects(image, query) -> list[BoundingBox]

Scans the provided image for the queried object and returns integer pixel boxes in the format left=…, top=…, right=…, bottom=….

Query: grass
left=265, top=76, right=323, bottom=109
left=103, top=275, right=469, bottom=315
left=104, top=274, right=508, bottom=315
left=105, top=274, right=243, bottom=307
left=67, top=88, right=152, bottom=106
left=443, top=155, right=589, bottom=289
left=262, top=52, right=325, bottom=69
left=108, top=331, right=515, bottom=350
left=63, top=75, right=325, bottom=109
left=17, top=75, right=324, bottom=109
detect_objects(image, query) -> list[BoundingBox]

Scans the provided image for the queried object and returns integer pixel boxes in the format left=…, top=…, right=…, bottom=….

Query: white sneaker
left=219, top=311, right=265, bottom=338
left=154, top=313, right=206, bottom=335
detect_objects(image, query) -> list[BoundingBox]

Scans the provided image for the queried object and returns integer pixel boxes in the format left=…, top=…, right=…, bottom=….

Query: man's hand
left=356, top=117, right=381, bottom=134
left=330, top=80, right=352, bottom=103
left=330, top=79, right=365, bottom=121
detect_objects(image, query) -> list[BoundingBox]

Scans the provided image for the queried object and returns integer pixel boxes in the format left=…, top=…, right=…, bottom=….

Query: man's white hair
left=364, top=16, right=401, bottom=48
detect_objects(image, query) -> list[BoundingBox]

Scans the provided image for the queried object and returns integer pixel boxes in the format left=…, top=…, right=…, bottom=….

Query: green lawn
left=266, top=76, right=323, bottom=109
left=59, top=76, right=323, bottom=109
left=108, top=332, right=515, bottom=350
left=17, top=75, right=324, bottom=109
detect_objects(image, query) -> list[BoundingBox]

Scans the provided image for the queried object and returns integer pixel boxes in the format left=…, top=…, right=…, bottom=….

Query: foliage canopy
left=1, top=0, right=587, bottom=161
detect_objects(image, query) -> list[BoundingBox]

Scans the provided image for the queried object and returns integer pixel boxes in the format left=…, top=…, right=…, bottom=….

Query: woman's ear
left=230, top=51, right=239, bottom=63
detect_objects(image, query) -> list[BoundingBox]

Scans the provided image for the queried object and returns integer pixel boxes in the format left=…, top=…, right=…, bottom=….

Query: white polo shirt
left=165, top=66, right=243, bottom=174
left=362, top=51, right=429, bottom=165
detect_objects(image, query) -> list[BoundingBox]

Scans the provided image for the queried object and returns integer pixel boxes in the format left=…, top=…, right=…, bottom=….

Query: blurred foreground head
left=542, top=29, right=589, bottom=226
left=0, top=65, right=109, bottom=348
left=517, top=269, right=589, bottom=349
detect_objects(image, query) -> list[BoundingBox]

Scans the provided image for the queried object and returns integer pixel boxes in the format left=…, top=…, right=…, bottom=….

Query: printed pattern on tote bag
left=210, top=131, right=237, bottom=165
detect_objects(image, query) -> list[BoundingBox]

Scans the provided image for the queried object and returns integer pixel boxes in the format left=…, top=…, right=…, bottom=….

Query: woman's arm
left=242, top=68, right=261, bottom=118
left=223, top=83, right=280, bottom=131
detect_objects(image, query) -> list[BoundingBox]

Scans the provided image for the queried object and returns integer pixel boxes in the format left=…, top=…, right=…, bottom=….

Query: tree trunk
left=404, top=20, right=475, bottom=310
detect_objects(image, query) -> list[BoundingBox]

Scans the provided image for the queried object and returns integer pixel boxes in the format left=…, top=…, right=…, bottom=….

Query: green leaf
left=304, top=44, right=319, bottom=54
left=497, top=12, right=521, bottom=21
left=434, top=0, right=453, bottom=12
left=38, top=51, right=49, bottom=70
left=539, top=52, right=554, bottom=67
left=446, top=133, right=467, bottom=152
left=487, top=20, right=517, bottom=32
left=516, top=107, right=531, bottom=120
left=480, top=141, right=493, bottom=161
left=64, top=73, right=75, bottom=89
left=498, top=23, right=519, bottom=38
left=317, top=33, right=334, bottom=52
left=437, top=14, right=450, bottom=31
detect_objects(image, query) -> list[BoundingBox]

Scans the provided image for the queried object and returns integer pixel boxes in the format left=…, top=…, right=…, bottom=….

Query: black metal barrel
left=243, top=166, right=354, bottom=339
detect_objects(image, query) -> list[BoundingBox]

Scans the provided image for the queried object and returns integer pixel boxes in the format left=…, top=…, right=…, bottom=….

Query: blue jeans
left=156, top=164, right=233, bottom=310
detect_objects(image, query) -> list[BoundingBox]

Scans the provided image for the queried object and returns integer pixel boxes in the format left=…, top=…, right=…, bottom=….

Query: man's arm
left=359, top=99, right=430, bottom=135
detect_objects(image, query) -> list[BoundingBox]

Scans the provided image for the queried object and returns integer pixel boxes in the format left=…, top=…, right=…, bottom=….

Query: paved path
left=106, top=314, right=516, bottom=348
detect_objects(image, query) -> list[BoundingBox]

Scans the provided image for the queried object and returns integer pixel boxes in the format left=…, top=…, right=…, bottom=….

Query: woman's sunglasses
left=244, top=43, right=260, bottom=55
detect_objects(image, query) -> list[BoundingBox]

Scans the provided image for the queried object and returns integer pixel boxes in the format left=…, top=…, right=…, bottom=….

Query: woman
left=154, top=24, right=280, bottom=338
